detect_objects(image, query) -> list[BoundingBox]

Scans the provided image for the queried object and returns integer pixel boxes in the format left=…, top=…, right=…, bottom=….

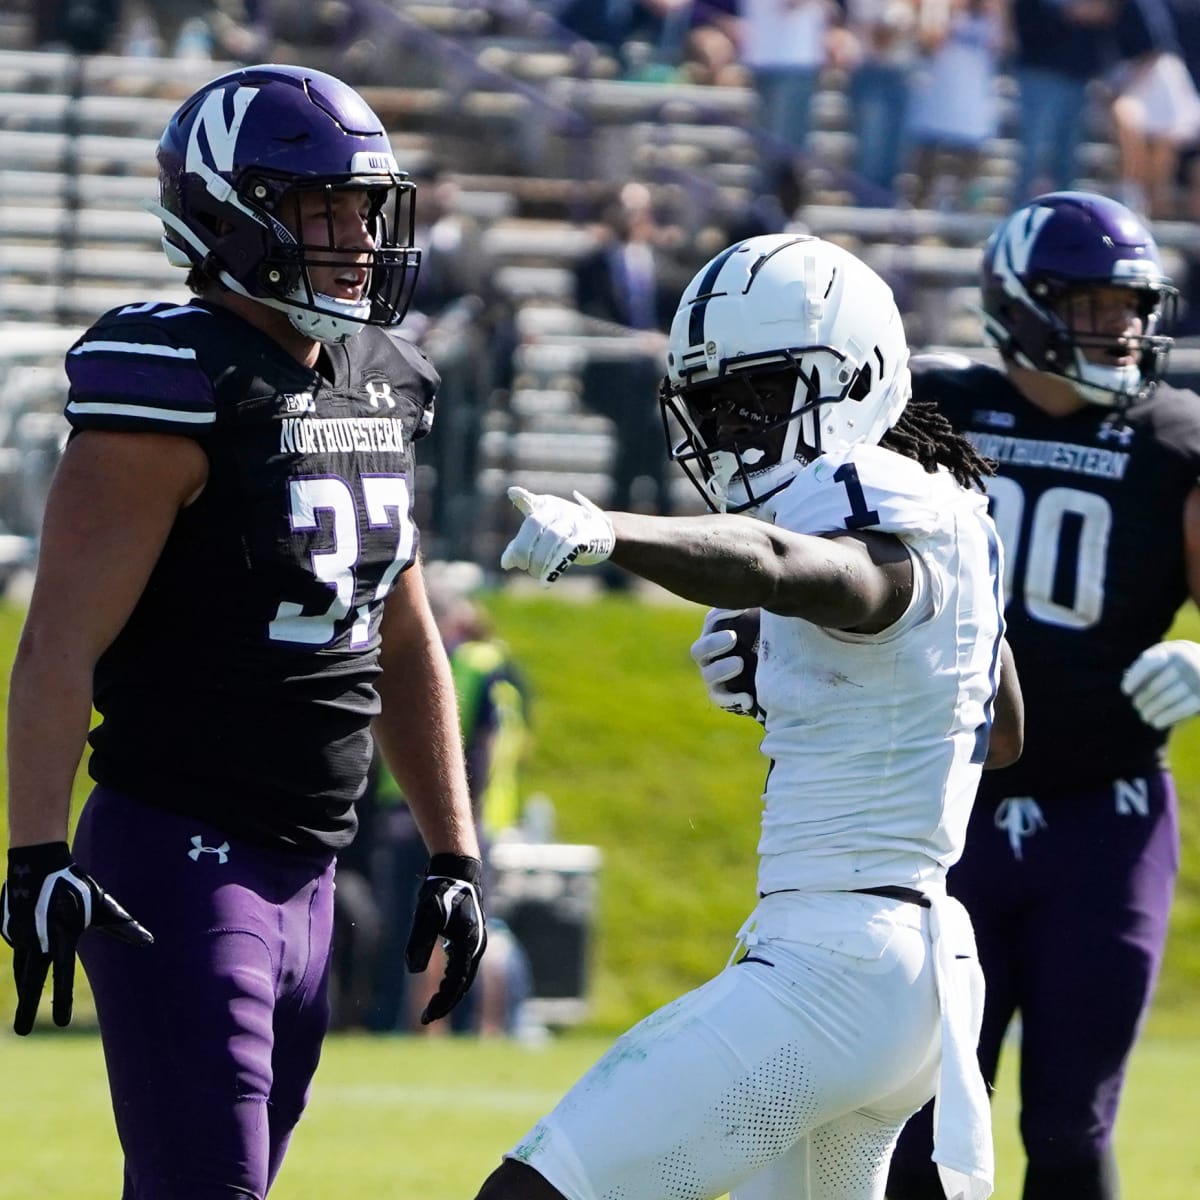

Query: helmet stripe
left=688, top=241, right=744, bottom=347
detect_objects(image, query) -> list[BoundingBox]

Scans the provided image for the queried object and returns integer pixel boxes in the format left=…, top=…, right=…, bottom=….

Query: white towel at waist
left=926, top=886, right=993, bottom=1200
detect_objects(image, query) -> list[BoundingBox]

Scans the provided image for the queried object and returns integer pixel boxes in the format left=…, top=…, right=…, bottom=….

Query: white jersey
left=755, top=443, right=1004, bottom=897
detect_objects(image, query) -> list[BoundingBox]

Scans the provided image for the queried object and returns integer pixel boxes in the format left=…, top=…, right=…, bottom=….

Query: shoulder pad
left=375, top=331, right=439, bottom=438
left=80, top=301, right=217, bottom=349
left=1133, top=383, right=1200, bottom=467
left=65, top=302, right=219, bottom=435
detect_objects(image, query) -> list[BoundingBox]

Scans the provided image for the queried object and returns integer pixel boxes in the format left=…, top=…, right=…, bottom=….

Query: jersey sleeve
left=1139, top=383, right=1200, bottom=483
left=64, top=306, right=217, bottom=437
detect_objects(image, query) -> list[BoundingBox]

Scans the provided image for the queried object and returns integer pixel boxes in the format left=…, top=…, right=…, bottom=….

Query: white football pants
left=505, top=890, right=984, bottom=1200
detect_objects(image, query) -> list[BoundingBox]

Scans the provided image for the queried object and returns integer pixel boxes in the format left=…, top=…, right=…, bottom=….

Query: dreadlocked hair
left=880, top=397, right=995, bottom=491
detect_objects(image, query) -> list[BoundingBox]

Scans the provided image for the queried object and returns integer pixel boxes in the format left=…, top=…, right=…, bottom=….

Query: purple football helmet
left=147, top=64, right=420, bottom=343
left=981, top=191, right=1176, bottom=407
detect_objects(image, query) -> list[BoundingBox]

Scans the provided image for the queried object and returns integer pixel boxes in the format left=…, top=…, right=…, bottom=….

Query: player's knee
left=474, top=1159, right=566, bottom=1200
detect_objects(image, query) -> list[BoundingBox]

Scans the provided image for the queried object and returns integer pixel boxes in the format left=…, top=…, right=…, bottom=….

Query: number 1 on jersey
left=834, top=462, right=881, bottom=529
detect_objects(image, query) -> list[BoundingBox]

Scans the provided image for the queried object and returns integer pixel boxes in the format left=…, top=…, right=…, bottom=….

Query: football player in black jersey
left=692, top=193, right=1199, bottom=1200
left=0, top=65, right=485, bottom=1199
left=885, top=191, right=1200, bottom=1200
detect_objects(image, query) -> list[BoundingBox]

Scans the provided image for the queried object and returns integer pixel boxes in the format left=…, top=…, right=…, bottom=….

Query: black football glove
left=1, top=841, right=154, bottom=1035
left=404, top=852, right=487, bottom=1026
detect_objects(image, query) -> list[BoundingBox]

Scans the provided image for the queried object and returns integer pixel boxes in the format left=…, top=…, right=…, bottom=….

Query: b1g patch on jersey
left=280, top=391, right=317, bottom=415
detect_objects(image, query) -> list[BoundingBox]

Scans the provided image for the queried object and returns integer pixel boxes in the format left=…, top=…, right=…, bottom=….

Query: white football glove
left=1121, top=640, right=1200, bottom=730
left=500, top=486, right=615, bottom=586
left=689, top=607, right=765, bottom=723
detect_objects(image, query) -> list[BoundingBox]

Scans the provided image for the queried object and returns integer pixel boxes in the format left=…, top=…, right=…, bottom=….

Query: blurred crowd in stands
left=27, top=0, right=1200, bottom=223
left=14, top=0, right=1200, bottom=560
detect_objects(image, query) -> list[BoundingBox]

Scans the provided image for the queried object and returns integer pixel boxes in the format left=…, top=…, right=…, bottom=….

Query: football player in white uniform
left=489, top=234, right=1023, bottom=1200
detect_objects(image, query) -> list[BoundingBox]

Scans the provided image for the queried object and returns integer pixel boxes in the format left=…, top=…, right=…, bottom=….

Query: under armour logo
left=188, top=836, right=231, bottom=864
left=1097, top=421, right=1134, bottom=446
left=365, top=380, right=394, bottom=409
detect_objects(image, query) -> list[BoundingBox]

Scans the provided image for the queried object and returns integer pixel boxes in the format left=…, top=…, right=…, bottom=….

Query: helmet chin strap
left=705, top=451, right=741, bottom=512
left=282, top=290, right=372, bottom=344
left=216, top=270, right=370, bottom=344
left=1010, top=342, right=1141, bottom=409
left=707, top=449, right=802, bottom=516
left=1068, top=353, right=1142, bottom=408
left=147, top=199, right=373, bottom=345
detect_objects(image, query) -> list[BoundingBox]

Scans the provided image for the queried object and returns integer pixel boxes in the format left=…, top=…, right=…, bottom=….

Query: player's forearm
left=607, top=511, right=784, bottom=604
left=606, top=510, right=864, bottom=624
left=374, top=642, right=479, bottom=860
left=985, top=638, right=1024, bottom=769
left=376, top=730, right=478, bottom=859
left=6, top=631, right=95, bottom=847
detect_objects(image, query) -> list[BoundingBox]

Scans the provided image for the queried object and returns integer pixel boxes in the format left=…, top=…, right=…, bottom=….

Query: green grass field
left=1, top=1031, right=1198, bottom=1199
left=0, top=589, right=1198, bottom=1195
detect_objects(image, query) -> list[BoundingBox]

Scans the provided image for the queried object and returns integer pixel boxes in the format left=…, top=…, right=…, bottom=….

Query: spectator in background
left=434, top=584, right=533, bottom=846
left=677, top=20, right=749, bottom=86
left=717, top=157, right=811, bottom=243
left=327, top=793, right=385, bottom=1031
left=1107, top=0, right=1200, bottom=218
left=120, top=0, right=164, bottom=57
left=209, top=0, right=271, bottom=62
left=402, top=171, right=495, bottom=562
left=574, top=183, right=681, bottom=338
left=739, top=0, right=845, bottom=172
left=574, top=183, right=689, bottom=538
left=366, top=574, right=535, bottom=1036
left=553, top=0, right=701, bottom=75
left=842, top=0, right=931, bottom=204
left=136, top=0, right=215, bottom=57
left=1010, top=0, right=1121, bottom=203
left=1167, top=0, right=1200, bottom=330
left=1171, top=0, right=1200, bottom=221
left=36, top=0, right=121, bottom=52
left=362, top=743, right=439, bottom=1033
left=906, top=0, right=1008, bottom=211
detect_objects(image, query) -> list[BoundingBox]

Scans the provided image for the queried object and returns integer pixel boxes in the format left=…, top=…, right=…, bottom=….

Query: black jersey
left=64, top=300, right=439, bottom=852
left=913, top=354, right=1200, bottom=795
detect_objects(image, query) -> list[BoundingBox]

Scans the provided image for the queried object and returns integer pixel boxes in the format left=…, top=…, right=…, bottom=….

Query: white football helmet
left=661, top=235, right=911, bottom=513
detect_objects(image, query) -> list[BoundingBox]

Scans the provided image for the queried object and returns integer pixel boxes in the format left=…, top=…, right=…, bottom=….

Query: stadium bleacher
left=0, top=5, right=1189, bottom=566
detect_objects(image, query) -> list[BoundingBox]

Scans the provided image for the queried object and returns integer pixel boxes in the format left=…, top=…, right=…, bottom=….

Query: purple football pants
left=889, top=770, right=1178, bottom=1199
left=73, top=786, right=336, bottom=1200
